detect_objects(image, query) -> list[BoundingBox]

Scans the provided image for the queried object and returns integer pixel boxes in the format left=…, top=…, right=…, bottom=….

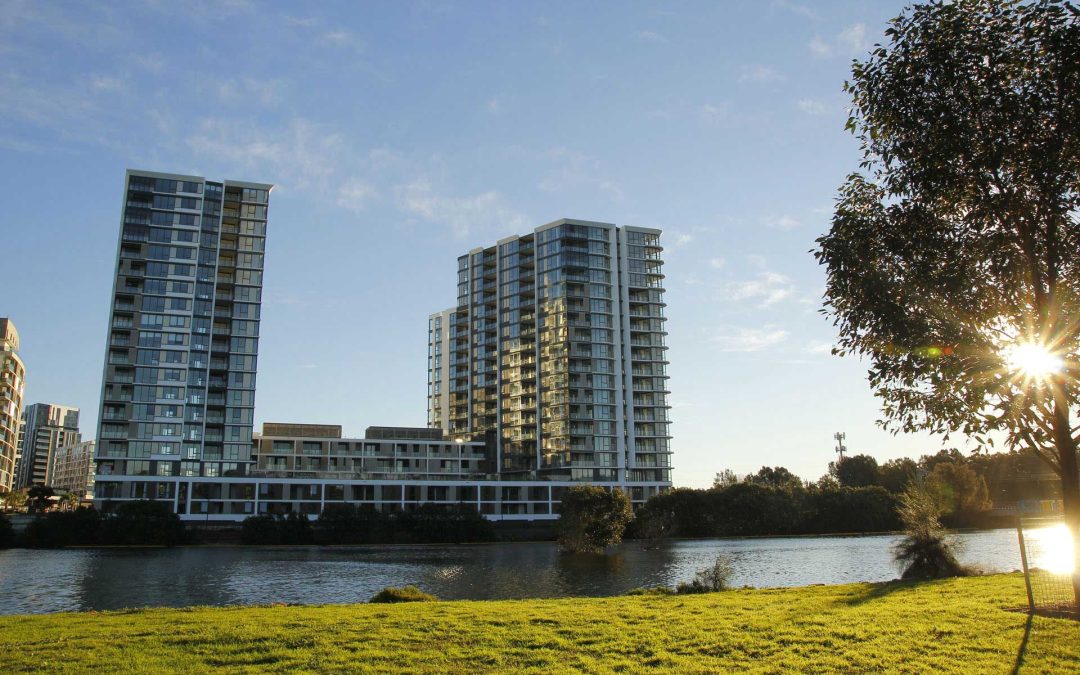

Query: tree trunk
left=1050, top=379, right=1080, bottom=608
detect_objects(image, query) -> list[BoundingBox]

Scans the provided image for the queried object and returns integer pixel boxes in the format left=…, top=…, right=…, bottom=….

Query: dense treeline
left=630, top=483, right=900, bottom=539
left=14, top=501, right=188, bottom=548
left=665, top=448, right=1055, bottom=538
left=241, top=504, right=496, bottom=545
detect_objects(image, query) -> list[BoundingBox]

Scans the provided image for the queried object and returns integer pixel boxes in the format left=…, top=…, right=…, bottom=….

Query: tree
left=26, top=485, right=54, bottom=514
left=557, top=485, right=633, bottom=553
left=879, top=457, right=919, bottom=494
left=816, top=0, right=1080, bottom=602
left=748, top=466, right=803, bottom=490
left=713, top=469, right=740, bottom=489
left=925, top=461, right=992, bottom=517
left=5, top=488, right=27, bottom=512
left=830, top=454, right=881, bottom=488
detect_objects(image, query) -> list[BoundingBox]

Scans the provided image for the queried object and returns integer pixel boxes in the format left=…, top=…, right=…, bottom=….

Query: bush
left=0, top=512, right=14, bottom=548
left=279, top=512, right=314, bottom=544
left=241, top=513, right=314, bottom=545
left=369, top=585, right=437, bottom=603
left=20, top=509, right=104, bottom=548
left=316, top=504, right=386, bottom=544
left=394, top=504, right=495, bottom=544
left=241, top=514, right=283, bottom=544
left=626, top=586, right=676, bottom=596
left=104, top=500, right=186, bottom=546
left=557, top=485, right=633, bottom=553
left=893, top=484, right=968, bottom=580
left=676, top=556, right=735, bottom=594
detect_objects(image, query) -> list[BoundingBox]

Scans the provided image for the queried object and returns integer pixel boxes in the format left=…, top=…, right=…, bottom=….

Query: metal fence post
left=1017, top=519, right=1035, bottom=614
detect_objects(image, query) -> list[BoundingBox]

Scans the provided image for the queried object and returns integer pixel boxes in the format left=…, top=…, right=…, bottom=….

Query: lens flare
left=1005, top=342, right=1064, bottom=380
left=1026, top=523, right=1076, bottom=575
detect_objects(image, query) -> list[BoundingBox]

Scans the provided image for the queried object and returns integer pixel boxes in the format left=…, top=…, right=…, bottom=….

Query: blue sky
left=1, top=0, right=964, bottom=487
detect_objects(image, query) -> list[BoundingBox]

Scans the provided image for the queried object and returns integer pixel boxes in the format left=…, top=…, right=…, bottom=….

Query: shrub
left=279, top=512, right=314, bottom=545
left=241, top=514, right=282, bottom=544
left=394, top=504, right=495, bottom=544
left=676, top=556, right=734, bottom=594
left=241, top=513, right=314, bottom=545
left=626, top=586, right=676, bottom=596
left=369, top=585, right=437, bottom=603
left=0, top=512, right=14, bottom=548
left=557, top=485, right=633, bottom=553
left=20, top=509, right=103, bottom=548
left=317, top=504, right=384, bottom=544
left=104, top=500, right=186, bottom=546
left=893, top=483, right=968, bottom=580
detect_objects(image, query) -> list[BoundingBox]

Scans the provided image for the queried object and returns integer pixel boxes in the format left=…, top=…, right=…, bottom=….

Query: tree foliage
left=557, top=485, right=633, bottom=553
left=830, top=454, right=882, bottom=488
left=815, top=0, right=1080, bottom=598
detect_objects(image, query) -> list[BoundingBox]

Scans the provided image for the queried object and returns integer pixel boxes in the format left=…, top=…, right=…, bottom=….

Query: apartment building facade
left=50, top=439, right=96, bottom=499
left=0, top=318, right=24, bottom=491
left=94, top=170, right=271, bottom=511
left=428, top=219, right=671, bottom=489
left=16, top=403, right=79, bottom=488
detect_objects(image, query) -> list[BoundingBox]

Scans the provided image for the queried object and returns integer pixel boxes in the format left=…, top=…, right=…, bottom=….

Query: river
left=0, top=527, right=1059, bottom=615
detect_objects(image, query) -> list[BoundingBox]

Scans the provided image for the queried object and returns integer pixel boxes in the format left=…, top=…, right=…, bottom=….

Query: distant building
left=50, top=440, right=96, bottom=500
left=94, top=170, right=271, bottom=513
left=16, top=403, right=79, bottom=488
left=427, top=219, right=672, bottom=490
left=0, top=318, right=25, bottom=492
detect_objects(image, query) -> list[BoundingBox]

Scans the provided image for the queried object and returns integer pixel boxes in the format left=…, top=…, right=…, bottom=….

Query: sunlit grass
left=0, top=574, right=1079, bottom=673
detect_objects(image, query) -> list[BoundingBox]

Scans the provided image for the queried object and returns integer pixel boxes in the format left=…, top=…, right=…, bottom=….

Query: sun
left=1005, top=341, right=1064, bottom=380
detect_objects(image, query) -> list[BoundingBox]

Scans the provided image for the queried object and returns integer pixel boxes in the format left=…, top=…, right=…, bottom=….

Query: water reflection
left=0, top=528, right=1040, bottom=615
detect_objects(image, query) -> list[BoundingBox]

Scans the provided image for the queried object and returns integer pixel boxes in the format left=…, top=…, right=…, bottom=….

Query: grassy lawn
left=0, top=573, right=1077, bottom=673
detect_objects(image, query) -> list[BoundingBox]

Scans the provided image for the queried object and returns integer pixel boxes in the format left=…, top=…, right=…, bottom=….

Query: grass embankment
left=1, top=574, right=1077, bottom=673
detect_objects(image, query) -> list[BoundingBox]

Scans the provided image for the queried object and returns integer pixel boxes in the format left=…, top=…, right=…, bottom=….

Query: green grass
left=1, top=573, right=1077, bottom=673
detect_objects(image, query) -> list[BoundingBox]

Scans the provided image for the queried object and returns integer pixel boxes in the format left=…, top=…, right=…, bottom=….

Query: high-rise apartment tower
left=428, top=219, right=671, bottom=485
left=95, top=170, right=270, bottom=508
left=16, top=403, right=79, bottom=488
left=0, top=318, right=25, bottom=491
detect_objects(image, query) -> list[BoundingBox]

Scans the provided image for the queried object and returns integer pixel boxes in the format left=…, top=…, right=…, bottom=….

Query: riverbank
left=0, top=574, right=1076, bottom=672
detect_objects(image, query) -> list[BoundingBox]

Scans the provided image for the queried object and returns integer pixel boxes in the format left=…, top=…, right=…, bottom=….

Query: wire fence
left=1017, top=516, right=1078, bottom=618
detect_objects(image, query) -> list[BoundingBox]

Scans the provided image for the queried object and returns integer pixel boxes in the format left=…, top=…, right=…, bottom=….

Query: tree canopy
left=817, top=0, right=1080, bottom=601
left=557, top=485, right=633, bottom=553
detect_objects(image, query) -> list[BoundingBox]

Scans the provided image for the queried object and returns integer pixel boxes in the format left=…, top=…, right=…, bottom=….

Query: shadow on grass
left=1009, top=612, right=1033, bottom=675
left=837, top=578, right=947, bottom=607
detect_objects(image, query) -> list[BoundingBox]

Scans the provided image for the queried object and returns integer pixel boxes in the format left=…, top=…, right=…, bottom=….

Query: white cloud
left=336, top=178, right=378, bottom=212
left=720, top=270, right=794, bottom=307
left=808, top=36, right=831, bottom=58
left=805, top=341, right=834, bottom=355
left=766, top=215, right=801, bottom=230
left=396, top=180, right=528, bottom=238
left=709, top=257, right=726, bottom=270
left=699, top=102, right=730, bottom=121
left=773, top=0, right=818, bottom=20
left=185, top=117, right=345, bottom=190
left=538, top=147, right=623, bottom=201
left=738, top=64, right=784, bottom=83
left=838, top=23, right=869, bottom=54
left=216, top=77, right=282, bottom=106
left=636, top=30, right=668, bottom=43
left=797, top=98, right=828, bottom=116
left=709, top=326, right=790, bottom=352
left=485, top=97, right=501, bottom=113
left=89, top=75, right=125, bottom=93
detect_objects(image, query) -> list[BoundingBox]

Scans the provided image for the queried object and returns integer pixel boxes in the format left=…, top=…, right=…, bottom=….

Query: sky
left=0, top=0, right=971, bottom=488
